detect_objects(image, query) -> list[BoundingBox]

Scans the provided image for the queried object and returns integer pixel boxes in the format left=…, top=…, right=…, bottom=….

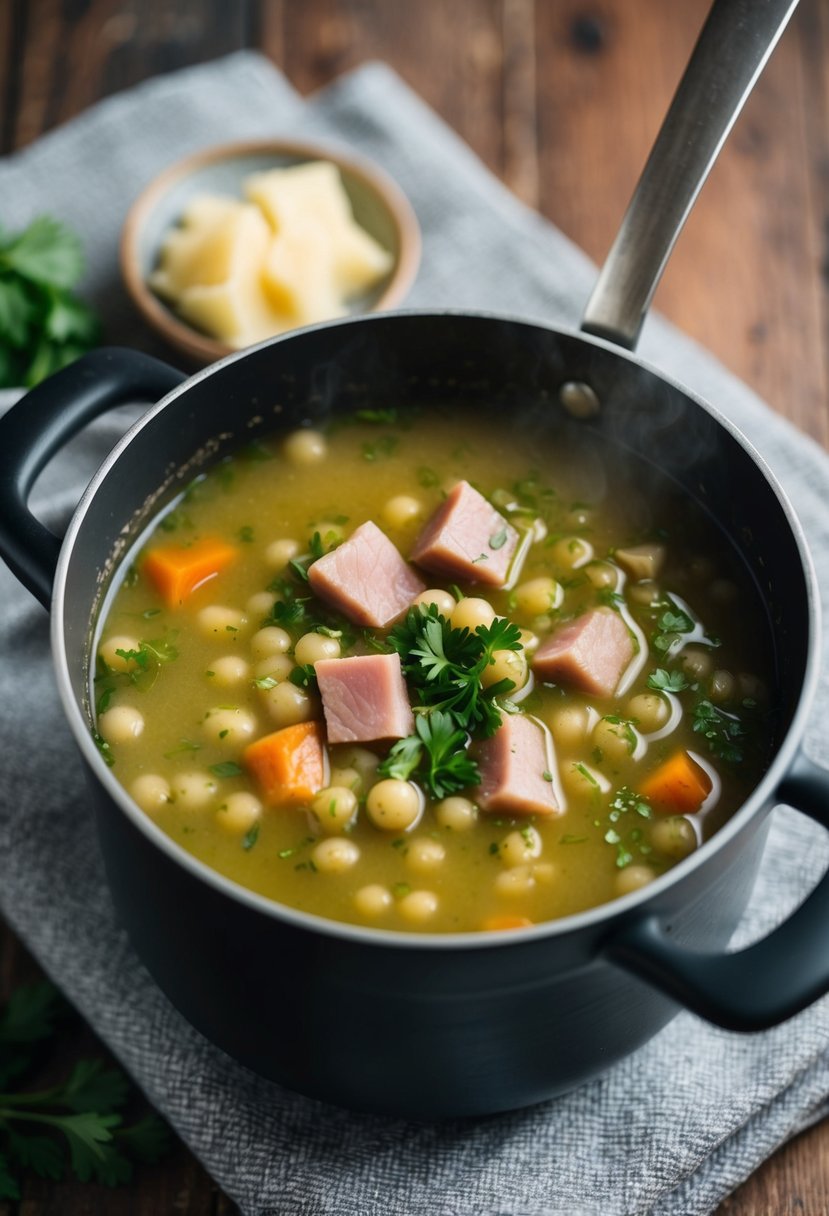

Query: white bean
left=354, top=884, right=393, bottom=917
left=197, top=605, right=248, bottom=639
left=172, top=770, right=218, bottom=808
left=250, top=626, right=291, bottom=659
left=207, top=655, right=249, bottom=686
left=99, top=635, right=141, bottom=672
left=548, top=704, right=589, bottom=749
left=246, top=590, right=276, bottom=617
left=262, top=682, right=315, bottom=728
left=405, top=838, right=446, bottom=873
left=254, top=654, right=294, bottom=682
left=615, top=865, right=656, bottom=896
left=203, top=706, right=257, bottom=745
left=382, top=495, right=423, bottom=529
left=130, top=773, right=171, bottom=813
left=311, top=786, right=358, bottom=834
left=413, top=588, right=456, bottom=617
left=451, top=597, right=496, bottom=632
left=513, top=577, right=562, bottom=616
left=99, top=705, right=144, bottom=744
left=312, top=837, right=360, bottom=873
left=283, top=429, right=327, bottom=465
left=650, top=816, right=697, bottom=860
left=494, top=864, right=535, bottom=898
left=366, top=779, right=422, bottom=831
left=480, top=648, right=528, bottom=691
left=265, top=538, right=300, bottom=569
left=216, top=792, right=262, bottom=834
left=499, top=827, right=542, bottom=868
left=434, top=796, right=477, bottom=831
left=625, top=692, right=669, bottom=732
left=294, top=632, right=341, bottom=665
left=398, top=890, right=438, bottom=922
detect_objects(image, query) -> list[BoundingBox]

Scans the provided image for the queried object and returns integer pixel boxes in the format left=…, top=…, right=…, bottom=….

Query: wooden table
left=2, top=0, right=828, bottom=1211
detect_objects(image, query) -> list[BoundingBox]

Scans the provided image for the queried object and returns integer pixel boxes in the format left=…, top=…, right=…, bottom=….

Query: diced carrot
left=639, top=751, right=712, bottom=815
left=142, top=537, right=237, bottom=608
left=243, top=722, right=326, bottom=807
left=481, top=915, right=534, bottom=932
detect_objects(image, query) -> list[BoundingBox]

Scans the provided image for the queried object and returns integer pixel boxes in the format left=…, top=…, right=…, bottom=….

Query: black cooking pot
left=1, top=0, right=825, bottom=1118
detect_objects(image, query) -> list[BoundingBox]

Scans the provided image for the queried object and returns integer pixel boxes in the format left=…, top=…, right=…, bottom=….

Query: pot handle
left=604, top=750, right=829, bottom=1029
left=0, top=347, right=186, bottom=609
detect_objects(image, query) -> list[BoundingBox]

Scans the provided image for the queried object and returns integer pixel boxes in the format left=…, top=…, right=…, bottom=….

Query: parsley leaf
left=692, top=699, right=746, bottom=763
left=388, top=606, right=522, bottom=738
left=0, top=217, right=99, bottom=387
left=378, top=713, right=480, bottom=798
left=647, top=668, right=689, bottom=693
left=0, top=981, right=169, bottom=1191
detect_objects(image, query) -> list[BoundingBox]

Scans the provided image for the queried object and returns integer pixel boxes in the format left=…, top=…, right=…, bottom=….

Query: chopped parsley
left=209, top=761, right=243, bottom=778
left=652, top=600, right=694, bottom=653
left=692, top=699, right=746, bottom=763
left=362, top=435, right=398, bottom=462
left=355, top=407, right=398, bottom=424
left=604, top=786, right=654, bottom=868
left=242, top=822, right=260, bottom=851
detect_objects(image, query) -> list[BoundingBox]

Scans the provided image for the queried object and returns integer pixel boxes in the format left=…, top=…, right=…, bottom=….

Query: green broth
left=93, top=407, right=775, bottom=933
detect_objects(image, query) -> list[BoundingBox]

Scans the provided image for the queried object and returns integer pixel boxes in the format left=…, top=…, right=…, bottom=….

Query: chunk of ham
left=308, top=520, right=425, bottom=628
left=476, top=713, right=560, bottom=817
left=532, top=607, right=634, bottom=697
left=315, top=654, right=414, bottom=744
left=411, top=480, right=519, bottom=588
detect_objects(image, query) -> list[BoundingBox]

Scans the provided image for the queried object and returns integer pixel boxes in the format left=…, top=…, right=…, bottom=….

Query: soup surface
left=93, top=406, right=774, bottom=933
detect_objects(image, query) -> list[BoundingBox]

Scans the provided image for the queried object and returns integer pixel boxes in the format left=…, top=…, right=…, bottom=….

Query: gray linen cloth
left=1, top=51, right=828, bottom=1216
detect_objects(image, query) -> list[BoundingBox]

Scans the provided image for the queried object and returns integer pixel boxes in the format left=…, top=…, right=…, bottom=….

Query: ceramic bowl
left=120, top=138, right=421, bottom=365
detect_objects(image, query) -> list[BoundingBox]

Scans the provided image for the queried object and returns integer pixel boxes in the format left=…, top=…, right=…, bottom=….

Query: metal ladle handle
left=581, top=0, right=798, bottom=351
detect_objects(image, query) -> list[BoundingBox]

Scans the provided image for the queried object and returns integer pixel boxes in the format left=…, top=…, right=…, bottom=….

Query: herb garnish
left=378, top=711, right=480, bottom=798
left=209, top=761, right=243, bottom=778
left=387, top=605, right=522, bottom=736
left=652, top=600, right=694, bottom=653
left=378, top=607, right=524, bottom=797
left=604, top=786, right=653, bottom=868
left=95, top=636, right=179, bottom=715
left=647, top=668, right=689, bottom=693
left=0, top=217, right=100, bottom=388
left=0, top=981, right=168, bottom=1193
left=692, top=700, right=746, bottom=763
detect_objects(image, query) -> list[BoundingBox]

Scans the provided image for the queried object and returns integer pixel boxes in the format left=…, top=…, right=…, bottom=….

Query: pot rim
left=51, top=310, right=823, bottom=951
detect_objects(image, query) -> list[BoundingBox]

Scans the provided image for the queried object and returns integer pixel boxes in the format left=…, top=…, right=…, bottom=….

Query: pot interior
left=60, top=313, right=812, bottom=879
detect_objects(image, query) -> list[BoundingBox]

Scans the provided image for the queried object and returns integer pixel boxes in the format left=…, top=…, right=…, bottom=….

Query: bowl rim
left=120, top=137, right=422, bottom=365
left=52, top=309, right=823, bottom=953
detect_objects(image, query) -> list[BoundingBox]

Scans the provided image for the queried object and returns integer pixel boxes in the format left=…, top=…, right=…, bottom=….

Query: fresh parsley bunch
left=379, top=605, right=524, bottom=797
left=0, top=216, right=100, bottom=388
left=0, top=981, right=169, bottom=1196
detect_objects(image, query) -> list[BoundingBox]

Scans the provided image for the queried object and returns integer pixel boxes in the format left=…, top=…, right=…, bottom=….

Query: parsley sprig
left=647, top=668, right=689, bottom=693
left=0, top=982, right=168, bottom=1196
left=378, top=607, right=523, bottom=798
left=692, top=699, right=746, bottom=763
left=378, top=711, right=481, bottom=798
left=0, top=217, right=100, bottom=388
left=387, top=606, right=522, bottom=737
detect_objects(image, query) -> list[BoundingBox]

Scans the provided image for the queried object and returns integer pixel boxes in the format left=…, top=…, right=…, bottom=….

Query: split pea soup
left=93, top=405, right=775, bottom=934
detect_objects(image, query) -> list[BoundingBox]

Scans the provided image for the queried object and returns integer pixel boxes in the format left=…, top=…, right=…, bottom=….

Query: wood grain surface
left=2, top=0, right=828, bottom=1211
